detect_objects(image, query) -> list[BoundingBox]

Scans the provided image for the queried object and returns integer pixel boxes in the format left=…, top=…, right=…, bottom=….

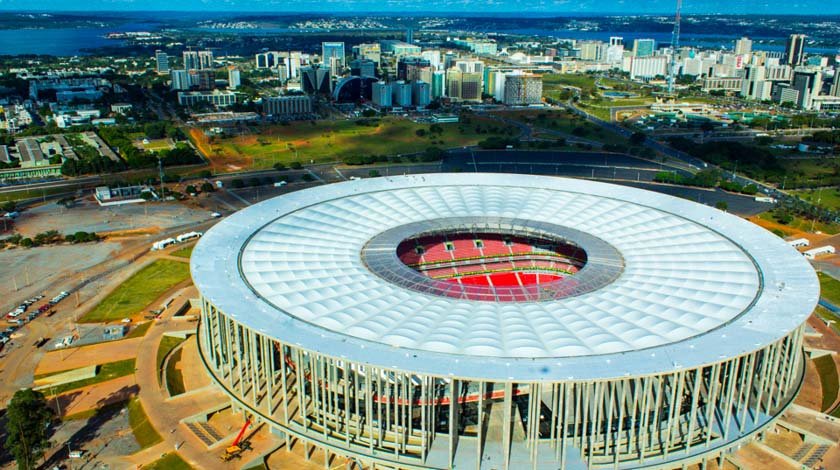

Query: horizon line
left=2, top=9, right=840, bottom=16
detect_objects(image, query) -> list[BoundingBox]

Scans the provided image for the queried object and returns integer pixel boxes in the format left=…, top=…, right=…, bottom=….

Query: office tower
left=412, top=81, right=431, bottom=107
left=391, top=81, right=413, bottom=107
left=406, top=28, right=413, bottom=44
left=228, top=68, right=241, bottom=90
left=263, top=95, right=314, bottom=117
left=446, top=69, right=482, bottom=102
left=379, top=40, right=421, bottom=57
left=831, top=69, right=840, bottom=97
left=431, top=71, right=445, bottom=99
left=352, top=43, right=381, bottom=64
left=792, top=69, right=823, bottom=109
left=350, top=59, right=376, bottom=77
left=609, top=37, right=624, bottom=47
left=632, top=39, right=656, bottom=58
left=455, top=59, right=484, bottom=75
left=785, top=34, right=806, bottom=66
left=579, top=41, right=604, bottom=62
left=170, top=69, right=190, bottom=91
left=503, top=73, right=543, bottom=105
left=397, top=57, right=431, bottom=81
left=735, top=37, right=753, bottom=56
left=301, top=65, right=331, bottom=94
left=421, top=50, right=442, bottom=70
left=198, top=50, right=214, bottom=70
left=183, top=51, right=200, bottom=71
left=371, top=82, right=392, bottom=107
left=155, top=50, right=169, bottom=74
left=329, top=56, right=343, bottom=78
left=191, top=70, right=215, bottom=90
left=322, top=42, right=346, bottom=71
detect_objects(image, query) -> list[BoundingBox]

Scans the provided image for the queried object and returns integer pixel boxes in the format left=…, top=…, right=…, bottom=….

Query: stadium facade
left=191, top=174, right=818, bottom=469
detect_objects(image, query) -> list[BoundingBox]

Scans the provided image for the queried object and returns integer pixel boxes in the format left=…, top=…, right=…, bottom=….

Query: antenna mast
left=668, top=0, right=683, bottom=95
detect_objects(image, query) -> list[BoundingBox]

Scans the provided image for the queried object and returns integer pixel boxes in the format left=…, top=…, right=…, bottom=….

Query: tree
left=629, top=132, right=647, bottom=146
left=230, top=179, right=244, bottom=189
left=1, top=201, right=16, bottom=213
left=5, top=389, right=54, bottom=470
left=715, top=201, right=729, bottom=212
left=289, top=161, right=303, bottom=170
left=200, top=182, right=215, bottom=193
left=273, top=162, right=287, bottom=171
left=369, top=170, right=381, bottom=178
left=185, top=185, right=197, bottom=195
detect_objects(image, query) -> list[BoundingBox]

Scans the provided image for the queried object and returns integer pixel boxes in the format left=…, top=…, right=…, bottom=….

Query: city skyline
left=1, top=0, right=839, bottom=15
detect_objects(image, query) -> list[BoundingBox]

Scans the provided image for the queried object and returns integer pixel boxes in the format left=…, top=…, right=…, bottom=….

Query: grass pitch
left=80, top=260, right=191, bottom=323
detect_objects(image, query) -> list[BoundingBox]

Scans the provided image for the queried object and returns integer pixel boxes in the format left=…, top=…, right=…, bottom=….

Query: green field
left=42, top=359, right=136, bottom=396
left=814, top=354, right=839, bottom=412
left=157, top=335, right=187, bottom=386
left=125, top=321, right=153, bottom=339
left=128, top=397, right=163, bottom=449
left=819, top=272, right=840, bottom=306
left=193, top=116, right=519, bottom=170
left=791, top=187, right=840, bottom=212
left=143, top=452, right=193, bottom=470
left=80, top=260, right=191, bottom=323
left=171, top=245, right=194, bottom=259
left=490, top=109, right=629, bottom=147
left=140, top=138, right=174, bottom=152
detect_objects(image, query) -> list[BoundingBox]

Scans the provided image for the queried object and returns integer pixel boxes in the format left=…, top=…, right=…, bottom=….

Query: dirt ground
left=15, top=197, right=212, bottom=237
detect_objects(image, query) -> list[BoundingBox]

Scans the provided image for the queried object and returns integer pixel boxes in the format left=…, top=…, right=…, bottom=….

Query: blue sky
left=0, top=0, right=836, bottom=15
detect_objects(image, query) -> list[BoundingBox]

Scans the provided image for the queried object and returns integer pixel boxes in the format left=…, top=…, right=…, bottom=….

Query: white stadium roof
left=192, top=174, right=818, bottom=381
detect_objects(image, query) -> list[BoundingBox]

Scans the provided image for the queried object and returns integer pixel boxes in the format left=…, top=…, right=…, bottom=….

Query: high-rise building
left=350, top=59, right=376, bottom=78
left=170, top=70, right=190, bottom=91
left=792, top=69, right=823, bottom=109
left=391, top=81, right=413, bottom=107
left=198, top=50, right=214, bottom=70
left=421, top=50, right=442, bottom=70
left=784, top=34, right=806, bottom=66
left=446, top=69, right=482, bottom=102
left=263, top=95, right=314, bottom=117
left=412, top=81, right=431, bottom=108
left=632, top=39, right=656, bottom=58
left=610, top=37, right=624, bottom=47
left=228, top=68, right=241, bottom=90
left=155, top=50, right=169, bottom=74
left=831, top=68, right=840, bottom=97
left=431, top=71, right=445, bottom=99
left=183, top=51, right=200, bottom=71
left=322, top=42, right=346, bottom=72
left=301, top=65, right=331, bottom=95
left=735, top=37, right=753, bottom=56
left=398, top=57, right=431, bottom=81
left=406, top=28, right=413, bottom=44
left=503, top=73, right=543, bottom=105
left=190, top=70, right=216, bottom=91
left=371, top=82, right=392, bottom=107
left=380, top=40, right=421, bottom=57
left=352, top=43, right=381, bottom=64
left=579, top=41, right=605, bottom=62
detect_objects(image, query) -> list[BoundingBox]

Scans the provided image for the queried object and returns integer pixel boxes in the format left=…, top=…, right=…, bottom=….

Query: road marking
left=226, top=190, right=252, bottom=207
left=334, top=167, right=348, bottom=181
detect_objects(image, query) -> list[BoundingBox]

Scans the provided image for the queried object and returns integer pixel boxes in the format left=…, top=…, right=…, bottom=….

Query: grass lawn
left=143, top=452, right=193, bottom=470
left=157, top=335, right=187, bottom=385
left=140, top=138, right=174, bottom=152
left=171, top=245, right=194, bottom=259
left=813, top=354, right=839, bottom=412
left=125, top=321, right=153, bottom=339
left=42, top=358, right=136, bottom=396
left=819, top=272, right=840, bottom=306
left=791, top=187, right=840, bottom=212
left=489, top=109, right=628, bottom=146
left=165, top=347, right=186, bottom=396
left=191, top=116, right=519, bottom=171
left=128, top=397, right=163, bottom=449
left=80, top=259, right=191, bottom=323
left=754, top=211, right=840, bottom=236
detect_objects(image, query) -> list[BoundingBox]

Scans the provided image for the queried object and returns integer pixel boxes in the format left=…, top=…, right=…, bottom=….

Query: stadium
left=191, top=173, right=818, bottom=470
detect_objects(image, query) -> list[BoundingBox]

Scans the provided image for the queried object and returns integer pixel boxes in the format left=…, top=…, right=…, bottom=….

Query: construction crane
left=220, top=418, right=252, bottom=462
left=667, top=0, right=683, bottom=96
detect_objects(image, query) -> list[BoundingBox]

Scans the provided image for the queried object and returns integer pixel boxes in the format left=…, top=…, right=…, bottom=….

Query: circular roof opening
left=361, top=217, right=624, bottom=302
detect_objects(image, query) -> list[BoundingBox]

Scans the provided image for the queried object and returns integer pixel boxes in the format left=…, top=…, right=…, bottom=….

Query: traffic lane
left=619, top=182, right=772, bottom=216
left=445, top=150, right=670, bottom=171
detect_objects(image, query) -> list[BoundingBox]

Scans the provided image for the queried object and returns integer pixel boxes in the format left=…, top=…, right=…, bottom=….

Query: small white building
left=803, top=245, right=835, bottom=259
left=787, top=238, right=810, bottom=248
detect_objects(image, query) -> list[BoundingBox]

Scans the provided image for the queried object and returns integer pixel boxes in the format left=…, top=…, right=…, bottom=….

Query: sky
left=0, top=0, right=837, bottom=15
